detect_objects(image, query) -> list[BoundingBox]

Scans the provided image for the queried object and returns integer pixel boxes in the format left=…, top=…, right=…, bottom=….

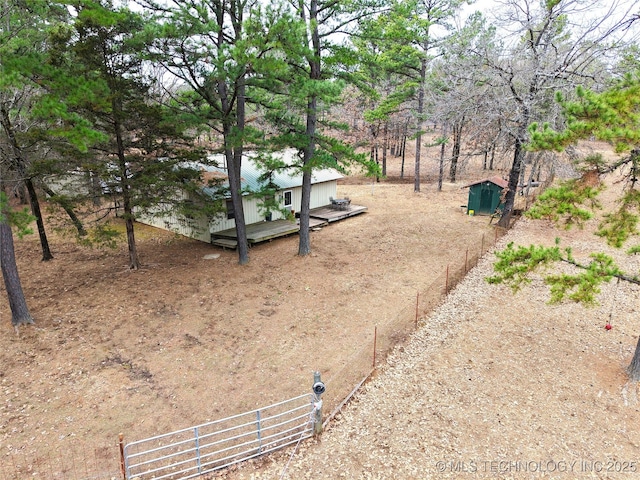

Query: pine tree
left=489, top=70, right=640, bottom=380
left=262, top=0, right=380, bottom=256
left=49, top=0, right=210, bottom=269
left=0, top=0, right=64, bottom=327
left=143, top=0, right=273, bottom=265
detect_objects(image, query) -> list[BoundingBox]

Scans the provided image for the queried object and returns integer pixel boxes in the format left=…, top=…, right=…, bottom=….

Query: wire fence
left=0, top=442, right=122, bottom=480
left=317, top=227, right=507, bottom=426
left=0, top=226, right=506, bottom=480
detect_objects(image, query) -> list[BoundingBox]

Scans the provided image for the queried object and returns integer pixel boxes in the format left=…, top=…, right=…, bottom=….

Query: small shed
left=463, top=176, right=508, bottom=215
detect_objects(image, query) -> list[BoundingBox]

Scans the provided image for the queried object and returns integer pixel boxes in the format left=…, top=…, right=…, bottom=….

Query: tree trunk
left=112, top=93, right=140, bottom=270
left=16, top=184, right=27, bottom=204
left=0, top=221, right=34, bottom=326
left=118, top=161, right=139, bottom=270
left=414, top=56, right=427, bottom=193
left=382, top=122, right=388, bottom=177
left=88, top=171, right=102, bottom=206
left=217, top=1, right=249, bottom=265
left=400, top=132, right=407, bottom=178
left=0, top=103, right=53, bottom=260
left=449, top=118, right=463, bottom=183
left=437, top=124, right=447, bottom=192
left=627, top=336, right=640, bottom=381
left=497, top=136, right=526, bottom=228
left=233, top=81, right=250, bottom=265
left=40, top=183, right=87, bottom=236
left=519, top=151, right=529, bottom=187
left=390, top=123, right=397, bottom=157
left=298, top=163, right=313, bottom=256
left=25, top=178, right=53, bottom=261
left=489, top=144, right=495, bottom=170
left=225, top=142, right=249, bottom=264
left=524, top=155, right=541, bottom=208
left=369, top=123, right=378, bottom=181
left=298, top=0, right=320, bottom=257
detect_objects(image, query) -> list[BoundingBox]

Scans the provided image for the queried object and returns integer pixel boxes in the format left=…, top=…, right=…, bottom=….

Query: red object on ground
left=605, top=323, right=612, bottom=330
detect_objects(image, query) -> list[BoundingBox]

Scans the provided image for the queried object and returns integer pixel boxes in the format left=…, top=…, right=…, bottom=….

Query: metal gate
left=123, top=393, right=315, bottom=479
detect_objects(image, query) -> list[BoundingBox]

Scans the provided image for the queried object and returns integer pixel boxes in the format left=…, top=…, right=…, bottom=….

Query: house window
left=283, top=190, right=292, bottom=209
left=226, top=199, right=235, bottom=220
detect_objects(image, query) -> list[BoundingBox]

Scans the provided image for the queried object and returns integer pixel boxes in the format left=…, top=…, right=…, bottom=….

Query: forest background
left=1, top=0, right=640, bottom=477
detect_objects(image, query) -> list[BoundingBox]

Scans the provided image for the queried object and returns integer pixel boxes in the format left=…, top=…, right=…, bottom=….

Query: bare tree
left=471, top=0, right=638, bottom=228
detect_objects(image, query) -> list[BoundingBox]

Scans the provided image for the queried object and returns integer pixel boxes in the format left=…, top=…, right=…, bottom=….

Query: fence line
left=0, top=443, right=122, bottom=480
left=317, top=227, right=507, bottom=427
left=0, top=226, right=506, bottom=480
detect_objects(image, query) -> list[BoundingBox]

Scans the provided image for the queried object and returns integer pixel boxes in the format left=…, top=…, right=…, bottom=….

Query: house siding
left=136, top=149, right=342, bottom=243
left=208, top=181, right=338, bottom=235
left=136, top=191, right=213, bottom=243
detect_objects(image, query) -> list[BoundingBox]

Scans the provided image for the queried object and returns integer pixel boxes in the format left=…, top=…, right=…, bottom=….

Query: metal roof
left=462, top=176, right=508, bottom=189
left=202, top=149, right=343, bottom=195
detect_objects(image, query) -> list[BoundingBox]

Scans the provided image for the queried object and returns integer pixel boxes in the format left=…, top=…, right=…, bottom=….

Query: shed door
left=479, top=186, right=494, bottom=213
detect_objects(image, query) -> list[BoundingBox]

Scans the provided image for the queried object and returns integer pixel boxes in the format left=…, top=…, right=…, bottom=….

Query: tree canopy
left=0, top=0, right=639, bottom=327
left=489, top=69, right=640, bottom=379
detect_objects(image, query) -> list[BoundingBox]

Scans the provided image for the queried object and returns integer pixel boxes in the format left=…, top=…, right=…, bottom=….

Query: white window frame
left=282, top=190, right=293, bottom=209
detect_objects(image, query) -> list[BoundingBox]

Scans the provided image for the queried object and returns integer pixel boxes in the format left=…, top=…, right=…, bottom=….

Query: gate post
left=119, top=433, right=126, bottom=480
left=312, top=372, right=325, bottom=435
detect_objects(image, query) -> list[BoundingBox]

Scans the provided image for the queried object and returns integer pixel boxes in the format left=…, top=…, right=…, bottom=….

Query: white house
left=137, top=150, right=344, bottom=243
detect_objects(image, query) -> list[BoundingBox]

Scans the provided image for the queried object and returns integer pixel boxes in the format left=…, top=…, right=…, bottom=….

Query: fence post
left=312, top=372, right=325, bottom=435
left=445, top=265, right=449, bottom=293
left=256, top=410, right=262, bottom=452
left=194, top=427, right=202, bottom=474
left=119, top=433, right=126, bottom=480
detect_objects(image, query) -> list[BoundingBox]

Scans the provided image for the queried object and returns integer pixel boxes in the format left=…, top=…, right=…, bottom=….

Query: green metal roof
left=203, top=149, right=343, bottom=195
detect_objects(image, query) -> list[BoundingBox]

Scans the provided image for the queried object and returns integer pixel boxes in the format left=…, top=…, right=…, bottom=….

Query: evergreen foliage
left=491, top=68, right=640, bottom=380
left=43, top=0, right=215, bottom=268
left=525, top=178, right=600, bottom=228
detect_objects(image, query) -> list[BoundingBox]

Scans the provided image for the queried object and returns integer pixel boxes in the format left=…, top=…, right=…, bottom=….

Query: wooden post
left=415, top=292, right=419, bottom=328
left=481, top=233, right=485, bottom=254
left=372, top=326, right=377, bottom=368
left=465, top=249, right=468, bottom=272
left=445, top=265, right=449, bottom=293
left=119, top=433, right=126, bottom=480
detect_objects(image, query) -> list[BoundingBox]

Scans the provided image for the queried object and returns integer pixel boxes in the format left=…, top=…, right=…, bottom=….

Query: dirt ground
left=0, top=146, right=503, bottom=478
left=234, top=144, right=640, bottom=480
left=2, top=141, right=637, bottom=480
left=243, top=215, right=640, bottom=480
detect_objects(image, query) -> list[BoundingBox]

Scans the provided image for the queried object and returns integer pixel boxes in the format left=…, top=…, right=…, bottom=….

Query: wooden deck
left=210, top=204, right=367, bottom=249
left=309, top=204, right=368, bottom=223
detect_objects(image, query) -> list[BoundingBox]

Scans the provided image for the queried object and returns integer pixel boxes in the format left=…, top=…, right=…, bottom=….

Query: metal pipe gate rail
left=122, top=393, right=315, bottom=480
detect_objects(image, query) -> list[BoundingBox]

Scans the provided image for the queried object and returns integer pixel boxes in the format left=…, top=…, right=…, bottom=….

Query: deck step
left=211, top=237, right=238, bottom=249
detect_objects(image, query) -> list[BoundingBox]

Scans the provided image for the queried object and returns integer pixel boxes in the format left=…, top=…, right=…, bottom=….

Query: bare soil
left=3, top=141, right=638, bottom=480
